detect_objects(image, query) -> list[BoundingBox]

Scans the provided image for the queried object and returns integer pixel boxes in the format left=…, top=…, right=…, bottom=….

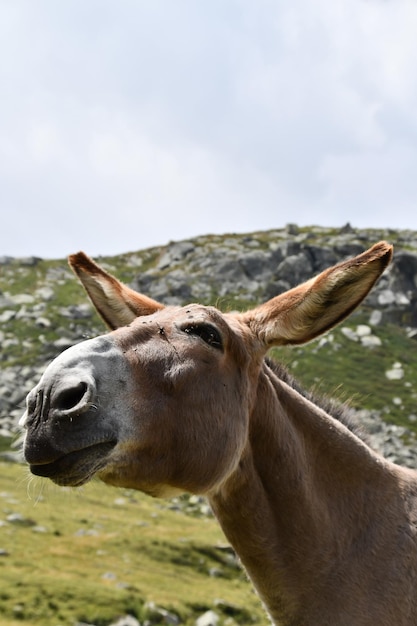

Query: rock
left=20, top=257, right=41, bottom=266
left=340, top=222, right=355, bottom=234
left=341, top=327, right=358, bottom=342
left=356, top=325, right=371, bottom=337
left=53, top=337, right=77, bottom=349
left=109, top=616, right=141, bottom=626
left=32, top=525, right=48, bottom=533
left=360, top=335, right=382, bottom=347
left=195, top=611, right=220, bottom=626
left=59, top=304, right=92, bottom=319
left=0, top=294, right=14, bottom=308
left=213, top=598, right=255, bottom=622
left=208, top=567, right=223, bottom=577
left=286, top=223, right=299, bottom=236
left=385, top=364, right=404, bottom=380
left=11, top=294, right=35, bottom=305
left=369, top=310, right=382, bottom=326
left=306, top=245, right=338, bottom=272
left=157, top=241, right=195, bottom=270
left=145, top=602, right=180, bottom=625
left=0, top=310, right=16, bottom=323
left=378, top=290, right=396, bottom=305
left=6, top=513, right=37, bottom=527
left=35, top=286, right=55, bottom=301
left=276, top=253, right=313, bottom=285
left=239, top=251, right=275, bottom=281
left=35, top=317, right=51, bottom=328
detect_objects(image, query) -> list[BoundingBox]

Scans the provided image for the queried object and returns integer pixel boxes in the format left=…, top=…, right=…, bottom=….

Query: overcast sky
left=1, top=0, right=417, bottom=259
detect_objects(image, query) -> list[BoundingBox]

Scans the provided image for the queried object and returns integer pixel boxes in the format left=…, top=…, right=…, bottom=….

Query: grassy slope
left=2, top=228, right=417, bottom=624
left=274, top=312, right=417, bottom=432
left=0, top=463, right=266, bottom=626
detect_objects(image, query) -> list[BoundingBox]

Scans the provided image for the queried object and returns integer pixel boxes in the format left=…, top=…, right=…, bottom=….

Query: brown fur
left=21, top=242, right=417, bottom=625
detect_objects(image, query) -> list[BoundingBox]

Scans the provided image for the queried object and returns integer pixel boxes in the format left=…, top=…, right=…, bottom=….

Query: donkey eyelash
left=182, top=323, right=223, bottom=350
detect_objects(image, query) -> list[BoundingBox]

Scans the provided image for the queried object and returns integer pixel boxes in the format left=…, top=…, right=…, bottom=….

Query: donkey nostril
left=55, top=381, right=89, bottom=411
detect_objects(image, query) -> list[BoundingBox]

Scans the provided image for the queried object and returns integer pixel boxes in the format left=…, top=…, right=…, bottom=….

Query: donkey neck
left=209, top=364, right=396, bottom=625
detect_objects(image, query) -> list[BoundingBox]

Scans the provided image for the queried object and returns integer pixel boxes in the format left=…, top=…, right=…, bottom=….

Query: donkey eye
left=183, top=323, right=223, bottom=350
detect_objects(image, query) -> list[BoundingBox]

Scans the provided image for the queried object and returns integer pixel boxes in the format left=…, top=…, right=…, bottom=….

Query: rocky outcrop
left=132, top=227, right=417, bottom=329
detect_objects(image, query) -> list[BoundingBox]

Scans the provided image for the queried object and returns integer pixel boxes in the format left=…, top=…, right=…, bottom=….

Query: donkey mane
left=264, top=356, right=368, bottom=443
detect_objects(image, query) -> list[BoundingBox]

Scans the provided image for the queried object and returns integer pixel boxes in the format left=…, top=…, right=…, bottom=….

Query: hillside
left=1, top=223, right=417, bottom=626
left=1, top=223, right=417, bottom=460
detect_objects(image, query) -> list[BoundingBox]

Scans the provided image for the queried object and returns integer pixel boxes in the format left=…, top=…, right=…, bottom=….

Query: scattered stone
left=286, top=223, right=299, bottom=236
left=340, top=325, right=381, bottom=347
left=341, top=327, right=358, bottom=342
left=145, top=602, right=180, bottom=625
left=53, top=337, right=77, bottom=349
left=214, top=598, right=254, bottom=621
left=0, top=294, right=14, bottom=308
left=369, top=310, right=382, bottom=326
left=6, top=513, right=37, bottom=527
left=35, top=317, right=51, bottom=328
left=378, top=290, right=396, bottom=305
left=11, top=293, right=35, bottom=305
left=385, top=363, right=404, bottom=380
left=35, top=286, right=55, bottom=300
left=75, top=528, right=99, bottom=537
left=208, top=567, right=223, bottom=577
left=59, top=304, right=92, bottom=319
left=157, top=240, right=195, bottom=270
left=360, top=334, right=382, bottom=348
left=195, top=610, right=220, bottom=626
left=32, top=525, right=48, bottom=533
left=109, top=616, right=141, bottom=626
left=356, top=325, right=371, bottom=337
left=0, top=310, right=16, bottom=323
left=20, top=256, right=41, bottom=266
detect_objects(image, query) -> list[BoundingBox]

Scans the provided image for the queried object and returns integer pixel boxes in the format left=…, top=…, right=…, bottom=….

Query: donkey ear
left=68, top=252, right=164, bottom=330
left=242, top=242, right=393, bottom=347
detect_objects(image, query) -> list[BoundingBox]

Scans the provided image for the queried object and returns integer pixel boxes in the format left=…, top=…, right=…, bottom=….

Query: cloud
left=1, top=0, right=417, bottom=257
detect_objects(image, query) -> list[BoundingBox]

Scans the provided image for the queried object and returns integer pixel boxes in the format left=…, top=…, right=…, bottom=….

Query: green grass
left=273, top=311, right=417, bottom=433
left=0, top=463, right=267, bottom=626
left=2, top=227, right=417, bottom=624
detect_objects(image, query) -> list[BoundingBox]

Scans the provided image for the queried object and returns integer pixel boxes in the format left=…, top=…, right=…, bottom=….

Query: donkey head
left=20, top=242, right=392, bottom=497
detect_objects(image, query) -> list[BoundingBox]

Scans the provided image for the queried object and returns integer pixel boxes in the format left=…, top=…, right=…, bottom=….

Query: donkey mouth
left=29, top=441, right=117, bottom=487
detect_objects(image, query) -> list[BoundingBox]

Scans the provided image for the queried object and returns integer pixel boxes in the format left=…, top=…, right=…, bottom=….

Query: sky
left=1, top=0, right=417, bottom=259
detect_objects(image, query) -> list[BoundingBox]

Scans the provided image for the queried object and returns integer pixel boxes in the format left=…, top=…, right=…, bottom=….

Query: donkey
left=20, top=241, right=417, bottom=625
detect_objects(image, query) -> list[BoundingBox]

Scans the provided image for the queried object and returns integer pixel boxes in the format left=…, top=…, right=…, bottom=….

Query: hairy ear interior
left=242, top=241, right=393, bottom=347
left=68, top=252, right=164, bottom=330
